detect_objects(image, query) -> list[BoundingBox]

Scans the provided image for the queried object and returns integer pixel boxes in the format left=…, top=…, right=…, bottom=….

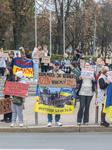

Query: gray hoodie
left=32, top=47, right=39, bottom=63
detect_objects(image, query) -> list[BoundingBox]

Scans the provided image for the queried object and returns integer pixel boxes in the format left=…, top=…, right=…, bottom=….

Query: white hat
left=16, top=71, right=23, bottom=78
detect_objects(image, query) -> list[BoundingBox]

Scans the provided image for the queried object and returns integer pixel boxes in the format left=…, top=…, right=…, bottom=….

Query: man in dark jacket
left=72, top=49, right=80, bottom=62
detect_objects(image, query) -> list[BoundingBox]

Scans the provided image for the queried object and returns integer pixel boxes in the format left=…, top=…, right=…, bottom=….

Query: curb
left=0, top=125, right=112, bottom=132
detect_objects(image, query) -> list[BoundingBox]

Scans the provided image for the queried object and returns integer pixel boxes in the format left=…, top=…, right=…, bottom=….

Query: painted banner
left=36, top=51, right=45, bottom=59
left=38, top=72, right=76, bottom=88
left=81, top=68, right=94, bottom=78
left=0, top=53, right=9, bottom=58
left=80, top=59, right=85, bottom=68
left=41, top=56, right=50, bottom=63
left=0, top=98, right=12, bottom=115
left=107, top=71, right=112, bottom=82
left=106, top=59, right=111, bottom=64
left=3, top=81, right=29, bottom=98
left=13, top=58, right=34, bottom=77
left=98, top=60, right=105, bottom=65
left=33, top=72, right=76, bottom=114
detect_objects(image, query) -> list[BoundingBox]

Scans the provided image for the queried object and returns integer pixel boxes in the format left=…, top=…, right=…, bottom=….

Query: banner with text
left=0, top=98, right=12, bottom=115
left=33, top=72, right=76, bottom=114
left=36, top=51, right=45, bottom=59
left=13, top=58, right=34, bottom=77
left=81, top=68, right=94, bottom=78
left=3, top=81, right=29, bottom=98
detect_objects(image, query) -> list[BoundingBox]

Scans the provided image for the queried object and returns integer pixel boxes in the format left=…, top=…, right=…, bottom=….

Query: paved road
left=0, top=132, right=112, bottom=150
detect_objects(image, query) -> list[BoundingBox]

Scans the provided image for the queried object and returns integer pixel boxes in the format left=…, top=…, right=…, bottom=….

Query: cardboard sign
left=81, top=68, right=94, bottom=78
left=36, top=51, right=45, bottom=59
left=80, top=60, right=85, bottom=68
left=106, top=59, right=111, bottom=64
left=0, top=98, right=12, bottom=115
left=98, top=60, right=105, bottom=65
left=107, top=71, right=112, bottom=82
left=14, top=51, right=21, bottom=58
left=41, top=56, right=50, bottom=64
left=0, top=53, right=9, bottom=58
left=3, top=81, right=29, bottom=98
left=38, top=72, right=76, bottom=88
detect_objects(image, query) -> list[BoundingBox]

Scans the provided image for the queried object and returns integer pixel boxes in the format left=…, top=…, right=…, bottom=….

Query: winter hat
left=16, top=71, right=23, bottom=78
left=19, top=47, right=24, bottom=51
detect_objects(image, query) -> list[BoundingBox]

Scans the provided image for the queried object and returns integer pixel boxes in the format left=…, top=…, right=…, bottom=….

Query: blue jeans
left=33, top=63, right=39, bottom=80
left=48, top=114, right=60, bottom=122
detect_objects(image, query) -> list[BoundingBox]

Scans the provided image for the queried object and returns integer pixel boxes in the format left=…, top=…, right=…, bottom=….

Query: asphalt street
left=0, top=132, right=112, bottom=150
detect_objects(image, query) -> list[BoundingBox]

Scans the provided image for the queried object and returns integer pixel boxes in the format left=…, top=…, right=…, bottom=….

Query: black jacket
left=25, top=53, right=31, bottom=59
left=73, top=54, right=80, bottom=61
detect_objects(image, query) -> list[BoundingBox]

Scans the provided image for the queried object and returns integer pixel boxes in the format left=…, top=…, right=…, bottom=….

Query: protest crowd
left=0, top=46, right=112, bottom=128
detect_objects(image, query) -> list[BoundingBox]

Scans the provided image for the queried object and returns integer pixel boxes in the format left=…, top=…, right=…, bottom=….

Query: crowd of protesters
left=0, top=46, right=111, bottom=128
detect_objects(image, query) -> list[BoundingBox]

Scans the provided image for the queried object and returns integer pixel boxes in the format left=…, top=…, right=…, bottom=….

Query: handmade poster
left=3, top=81, right=29, bottom=98
left=33, top=73, right=76, bottom=114
left=98, top=60, right=105, bottom=65
left=80, top=59, right=85, bottom=68
left=81, top=68, right=94, bottom=78
left=14, top=51, right=21, bottom=58
left=13, top=58, right=34, bottom=77
left=107, top=71, right=112, bottom=82
left=36, top=51, right=45, bottom=59
left=106, top=59, right=111, bottom=64
left=38, top=72, right=76, bottom=88
left=0, top=98, right=12, bottom=115
left=41, top=56, right=50, bottom=64
left=0, top=53, right=9, bottom=58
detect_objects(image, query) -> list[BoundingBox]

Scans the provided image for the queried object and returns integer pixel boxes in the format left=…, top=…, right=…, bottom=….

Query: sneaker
left=77, top=122, right=81, bottom=125
left=19, top=123, right=23, bottom=127
left=55, top=122, right=62, bottom=126
left=1, top=118, right=7, bottom=122
left=10, top=122, right=16, bottom=127
left=5, top=119, right=11, bottom=123
left=100, top=121, right=109, bottom=127
left=47, top=122, right=52, bottom=127
left=104, top=121, right=110, bottom=126
left=84, top=122, right=88, bottom=125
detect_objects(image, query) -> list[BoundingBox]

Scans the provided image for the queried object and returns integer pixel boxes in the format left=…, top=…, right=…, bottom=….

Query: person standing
left=32, top=45, right=41, bottom=82
left=70, top=61, right=79, bottom=80
left=77, top=53, right=85, bottom=70
left=47, top=60, right=64, bottom=127
left=0, top=47, right=6, bottom=80
left=96, top=53, right=103, bottom=76
left=10, top=71, right=27, bottom=127
left=97, top=66, right=110, bottom=127
left=77, top=62, right=97, bottom=125
left=25, top=48, right=31, bottom=59
left=7, top=50, right=14, bottom=67
left=1, top=67, right=15, bottom=123
left=87, top=56, right=94, bottom=65
left=40, top=45, right=50, bottom=72
left=104, top=54, right=110, bottom=69
left=72, top=49, right=80, bottom=61
left=61, top=53, right=71, bottom=73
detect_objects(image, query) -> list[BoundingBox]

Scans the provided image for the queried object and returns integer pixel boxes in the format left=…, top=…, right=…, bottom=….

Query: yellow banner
left=13, top=65, right=33, bottom=77
left=33, top=96, right=75, bottom=114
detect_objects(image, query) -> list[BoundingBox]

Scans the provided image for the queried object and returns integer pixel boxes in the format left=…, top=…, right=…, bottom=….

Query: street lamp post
left=63, top=0, right=65, bottom=55
left=35, top=0, right=37, bottom=48
left=93, top=13, right=96, bottom=56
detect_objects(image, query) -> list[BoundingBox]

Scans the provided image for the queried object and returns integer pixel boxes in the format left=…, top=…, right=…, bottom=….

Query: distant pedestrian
left=7, top=50, right=14, bottom=67
left=0, top=47, right=6, bottom=80
left=77, top=62, right=97, bottom=125
left=96, top=53, right=103, bottom=76
left=97, top=66, right=110, bottom=127
left=70, top=61, right=79, bottom=80
left=32, top=45, right=41, bottom=82
left=87, top=56, right=94, bottom=65
left=77, top=53, right=85, bottom=70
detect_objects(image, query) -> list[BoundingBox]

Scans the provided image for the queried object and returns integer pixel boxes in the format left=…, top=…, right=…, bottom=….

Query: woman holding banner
left=97, top=66, right=110, bottom=127
left=1, top=67, right=15, bottom=123
left=77, top=62, right=97, bottom=125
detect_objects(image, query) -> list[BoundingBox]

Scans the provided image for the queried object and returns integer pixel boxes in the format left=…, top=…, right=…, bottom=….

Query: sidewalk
left=0, top=96, right=111, bottom=132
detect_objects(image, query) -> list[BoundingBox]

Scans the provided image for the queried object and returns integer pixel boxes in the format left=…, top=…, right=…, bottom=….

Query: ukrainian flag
left=103, top=83, right=112, bottom=121
left=60, top=88, right=72, bottom=97
left=13, top=58, right=34, bottom=77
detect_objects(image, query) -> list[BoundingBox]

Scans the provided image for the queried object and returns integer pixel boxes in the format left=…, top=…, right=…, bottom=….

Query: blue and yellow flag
left=33, top=85, right=75, bottom=114
left=13, top=58, right=34, bottom=77
left=103, top=83, right=112, bottom=121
